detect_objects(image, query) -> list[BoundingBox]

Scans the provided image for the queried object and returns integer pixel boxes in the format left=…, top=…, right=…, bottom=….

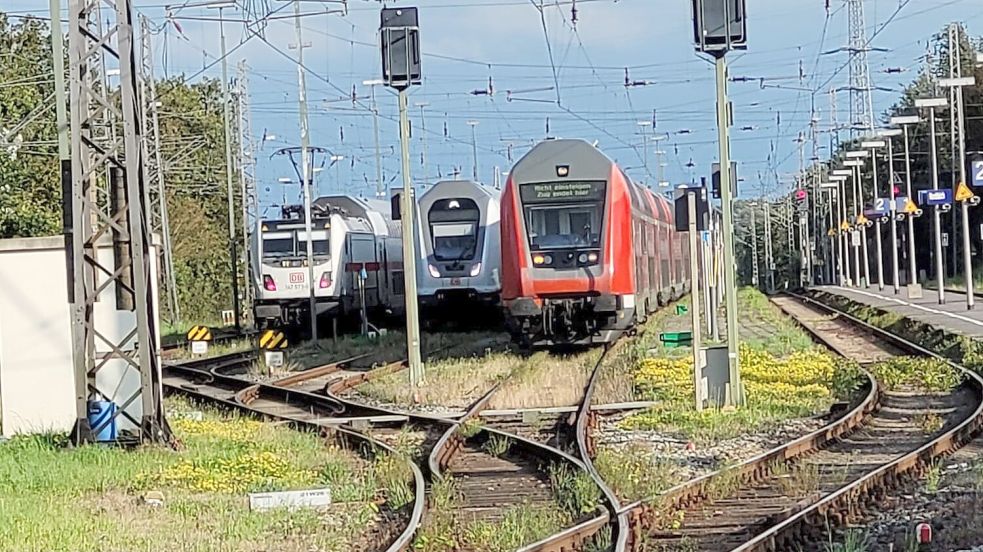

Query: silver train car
left=252, top=195, right=405, bottom=329
left=414, top=180, right=502, bottom=316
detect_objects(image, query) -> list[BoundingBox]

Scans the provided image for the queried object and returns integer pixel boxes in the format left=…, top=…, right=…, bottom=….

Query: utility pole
left=750, top=203, right=759, bottom=287
left=764, top=199, right=775, bottom=292
left=467, top=120, right=479, bottom=181
left=236, top=60, right=258, bottom=322
left=862, top=139, right=887, bottom=290
left=942, top=22, right=976, bottom=310
left=880, top=128, right=904, bottom=294
left=917, top=98, right=948, bottom=304
left=892, top=115, right=921, bottom=291
left=363, top=79, right=385, bottom=197
left=49, top=0, right=70, bottom=185
left=796, top=133, right=810, bottom=286
left=212, top=5, right=242, bottom=331
left=139, top=15, right=180, bottom=324
left=68, top=0, right=169, bottom=444
left=415, top=101, right=430, bottom=183
left=293, top=0, right=318, bottom=339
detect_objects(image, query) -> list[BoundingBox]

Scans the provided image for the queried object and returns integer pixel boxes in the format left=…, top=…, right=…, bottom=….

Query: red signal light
left=263, top=275, right=276, bottom=291
left=795, top=189, right=807, bottom=201
left=319, top=272, right=332, bottom=288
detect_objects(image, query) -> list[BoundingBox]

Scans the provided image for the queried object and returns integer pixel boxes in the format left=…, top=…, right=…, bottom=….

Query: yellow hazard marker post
left=904, top=198, right=919, bottom=215
left=187, top=325, right=213, bottom=355
left=259, top=330, right=289, bottom=372
left=955, top=181, right=976, bottom=203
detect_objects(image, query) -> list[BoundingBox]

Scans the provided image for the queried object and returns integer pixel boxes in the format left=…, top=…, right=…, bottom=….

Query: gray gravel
left=596, top=415, right=827, bottom=480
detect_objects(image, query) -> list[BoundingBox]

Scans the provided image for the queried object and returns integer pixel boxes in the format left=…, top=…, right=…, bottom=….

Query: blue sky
left=10, top=0, right=983, bottom=214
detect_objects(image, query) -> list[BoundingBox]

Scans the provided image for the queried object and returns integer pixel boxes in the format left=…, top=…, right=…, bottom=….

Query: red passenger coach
left=500, top=139, right=691, bottom=346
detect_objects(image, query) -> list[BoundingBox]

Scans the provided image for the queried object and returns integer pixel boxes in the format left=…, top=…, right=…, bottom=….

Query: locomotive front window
left=297, top=230, right=330, bottom=256
left=429, top=198, right=480, bottom=261
left=519, top=181, right=606, bottom=251
left=262, top=232, right=294, bottom=257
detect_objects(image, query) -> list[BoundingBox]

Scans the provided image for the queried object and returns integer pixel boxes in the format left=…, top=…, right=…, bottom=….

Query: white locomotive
left=414, top=180, right=502, bottom=316
left=251, top=195, right=405, bottom=329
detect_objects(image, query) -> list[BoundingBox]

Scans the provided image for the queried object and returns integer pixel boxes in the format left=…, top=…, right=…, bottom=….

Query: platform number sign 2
left=973, top=156, right=983, bottom=188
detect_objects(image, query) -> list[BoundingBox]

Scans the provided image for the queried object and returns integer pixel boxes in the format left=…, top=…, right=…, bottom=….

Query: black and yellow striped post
left=186, top=325, right=213, bottom=355
left=259, top=330, right=288, bottom=372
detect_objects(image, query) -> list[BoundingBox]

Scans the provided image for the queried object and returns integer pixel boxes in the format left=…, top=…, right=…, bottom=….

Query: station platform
left=812, top=285, right=983, bottom=339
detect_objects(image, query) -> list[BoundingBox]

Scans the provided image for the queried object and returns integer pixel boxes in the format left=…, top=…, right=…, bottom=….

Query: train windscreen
left=262, top=232, right=294, bottom=258
left=519, top=181, right=605, bottom=251
left=429, top=198, right=479, bottom=261
left=297, top=230, right=330, bottom=257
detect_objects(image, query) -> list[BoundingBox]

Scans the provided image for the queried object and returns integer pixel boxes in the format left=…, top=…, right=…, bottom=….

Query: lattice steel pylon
left=846, top=0, right=875, bottom=136
left=236, top=60, right=257, bottom=322
left=68, top=0, right=170, bottom=445
left=140, top=15, right=180, bottom=325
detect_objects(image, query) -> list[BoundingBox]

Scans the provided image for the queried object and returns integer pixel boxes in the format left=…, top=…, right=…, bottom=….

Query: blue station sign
left=918, top=189, right=953, bottom=206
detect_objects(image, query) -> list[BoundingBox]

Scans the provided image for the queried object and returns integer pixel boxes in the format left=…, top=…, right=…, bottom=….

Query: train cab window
left=262, top=232, right=294, bottom=258
left=428, top=198, right=480, bottom=261
left=519, top=181, right=605, bottom=251
left=297, top=230, right=330, bottom=257
left=526, top=205, right=601, bottom=250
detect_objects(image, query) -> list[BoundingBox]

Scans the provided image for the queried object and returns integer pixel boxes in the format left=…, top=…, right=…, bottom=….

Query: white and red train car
left=500, top=139, right=690, bottom=346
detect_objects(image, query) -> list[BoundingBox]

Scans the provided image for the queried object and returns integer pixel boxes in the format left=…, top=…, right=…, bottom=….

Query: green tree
left=0, top=13, right=238, bottom=323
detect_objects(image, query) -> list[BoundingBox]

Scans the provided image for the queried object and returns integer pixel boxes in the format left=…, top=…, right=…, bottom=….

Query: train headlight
left=469, top=263, right=482, bottom=277
left=428, top=264, right=441, bottom=278
left=578, top=253, right=588, bottom=264
left=533, top=254, right=546, bottom=265
left=263, top=275, right=276, bottom=291
left=319, top=272, right=332, bottom=288
left=587, top=252, right=598, bottom=263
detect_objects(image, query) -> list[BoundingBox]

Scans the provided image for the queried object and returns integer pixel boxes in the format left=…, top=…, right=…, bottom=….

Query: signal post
left=380, top=7, right=425, bottom=386
left=693, top=0, right=747, bottom=406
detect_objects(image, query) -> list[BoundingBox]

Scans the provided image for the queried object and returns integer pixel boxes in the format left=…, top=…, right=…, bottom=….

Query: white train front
left=251, top=196, right=405, bottom=329
left=414, top=180, right=502, bottom=315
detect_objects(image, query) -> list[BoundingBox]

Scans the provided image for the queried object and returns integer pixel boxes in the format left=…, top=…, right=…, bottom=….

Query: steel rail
left=161, top=352, right=425, bottom=552
left=618, top=298, right=883, bottom=548
left=427, top=382, right=502, bottom=477
left=728, top=291, right=983, bottom=551
left=576, top=345, right=629, bottom=552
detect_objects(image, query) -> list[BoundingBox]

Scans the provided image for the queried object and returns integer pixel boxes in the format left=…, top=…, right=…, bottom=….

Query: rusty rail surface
left=724, top=291, right=983, bottom=551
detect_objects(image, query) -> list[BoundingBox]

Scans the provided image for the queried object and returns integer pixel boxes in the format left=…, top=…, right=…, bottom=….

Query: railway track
left=163, top=337, right=628, bottom=551
left=617, top=292, right=983, bottom=551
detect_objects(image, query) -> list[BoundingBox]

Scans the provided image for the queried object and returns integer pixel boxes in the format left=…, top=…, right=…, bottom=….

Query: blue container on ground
left=87, top=400, right=118, bottom=442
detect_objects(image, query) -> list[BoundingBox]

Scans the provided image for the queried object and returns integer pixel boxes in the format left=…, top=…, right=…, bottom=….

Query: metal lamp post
left=845, top=153, right=869, bottom=287
left=861, top=139, right=887, bottom=290
left=831, top=170, right=853, bottom=286
left=940, top=76, right=978, bottom=310
left=820, top=182, right=842, bottom=285
left=915, top=98, right=949, bottom=304
left=878, top=128, right=904, bottom=294
left=890, top=114, right=922, bottom=295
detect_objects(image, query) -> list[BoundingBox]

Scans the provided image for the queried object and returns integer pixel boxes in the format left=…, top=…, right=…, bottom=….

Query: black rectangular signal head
left=380, top=7, right=422, bottom=90
left=674, top=186, right=709, bottom=232
left=692, top=0, right=747, bottom=54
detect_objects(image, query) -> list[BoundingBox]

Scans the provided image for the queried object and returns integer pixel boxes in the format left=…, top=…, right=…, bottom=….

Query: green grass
left=593, top=445, right=682, bottom=502
left=165, top=337, right=254, bottom=361
left=0, top=397, right=410, bottom=552
left=413, top=475, right=575, bottom=552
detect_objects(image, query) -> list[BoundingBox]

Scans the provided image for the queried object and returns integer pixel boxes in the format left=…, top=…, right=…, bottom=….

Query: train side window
left=393, top=271, right=404, bottom=294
